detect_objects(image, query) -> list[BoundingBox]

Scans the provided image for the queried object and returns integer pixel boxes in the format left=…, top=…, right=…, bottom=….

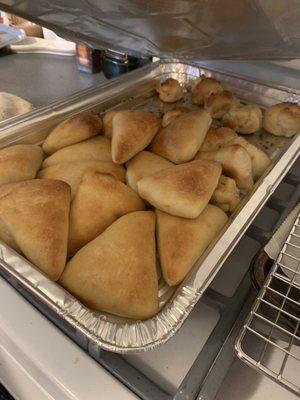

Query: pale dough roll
left=150, top=109, right=212, bottom=164
left=228, top=136, right=271, bottom=181
left=111, top=110, right=160, bottom=164
left=0, top=144, right=44, bottom=186
left=222, top=105, right=262, bottom=134
left=211, top=175, right=240, bottom=213
left=137, top=159, right=222, bottom=219
left=102, top=109, right=122, bottom=138
left=156, top=204, right=228, bottom=286
left=200, top=127, right=237, bottom=152
left=0, top=92, right=34, bottom=122
left=191, top=77, right=223, bottom=105
left=204, top=91, right=240, bottom=119
left=60, top=211, right=158, bottom=319
left=263, top=103, right=300, bottom=137
left=38, top=160, right=125, bottom=198
left=42, top=114, right=102, bottom=155
left=126, top=151, right=173, bottom=192
left=162, top=106, right=190, bottom=127
left=195, top=144, right=254, bottom=194
left=0, top=179, right=70, bottom=281
left=42, top=136, right=112, bottom=168
left=68, top=171, right=145, bottom=255
left=157, top=78, right=183, bottom=103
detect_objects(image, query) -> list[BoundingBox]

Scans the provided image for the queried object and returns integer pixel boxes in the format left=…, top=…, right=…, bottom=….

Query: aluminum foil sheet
left=0, top=24, right=25, bottom=49
left=0, top=1, right=300, bottom=59
left=0, top=62, right=299, bottom=353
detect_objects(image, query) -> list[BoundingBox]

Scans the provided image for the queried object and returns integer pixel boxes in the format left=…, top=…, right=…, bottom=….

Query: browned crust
left=112, top=110, right=161, bottom=164
left=0, top=179, right=71, bottom=281
left=263, top=102, right=300, bottom=137
left=191, top=77, right=223, bottom=105
left=157, top=78, right=183, bottom=103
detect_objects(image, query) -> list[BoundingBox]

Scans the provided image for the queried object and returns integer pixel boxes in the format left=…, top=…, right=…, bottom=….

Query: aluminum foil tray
left=0, top=61, right=299, bottom=353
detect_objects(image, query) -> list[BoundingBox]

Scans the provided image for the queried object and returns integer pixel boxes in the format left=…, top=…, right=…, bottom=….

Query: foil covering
left=0, top=62, right=299, bottom=353
left=0, top=1, right=300, bottom=59
left=0, top=24, right=25, bottom=49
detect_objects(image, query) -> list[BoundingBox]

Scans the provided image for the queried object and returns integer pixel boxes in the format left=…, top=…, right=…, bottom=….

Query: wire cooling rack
left=236, top=209, right=300, bottom=396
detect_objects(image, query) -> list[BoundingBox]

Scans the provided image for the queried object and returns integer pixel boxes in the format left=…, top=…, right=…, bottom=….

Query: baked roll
left=222, top=105, right=262, bottom=134
left=38, top=160, right=125, bottom=198
left=204, top=91, right=240, bottom=119
left=68, top=172, right=145, bottom=255
left=0, top=144, right=44, bottom=186
left=102, top=109, right=122, bottom=138
left=111, top=110, right=160, bottom=164
left=157, top=78, right=183, bottom=103
left=60, top=211, right=158, bottom=319
left=137, top=159, right=222, bottom=219
left=42, top=114, right=102, bottom=155
left=150, top=109, right=212, bottom=164
left=191, top=77, right=223, bottom=105
left=200, top=127, right=237, bottom=152
left=211, top=175, right=240, bottom=213
left=42, top=136, right=112, bottom=168
left=162, top=106, right=190, bottom=127
left=263, top=103, right=300, bottom=137
left=228, top=136, right=271, bottom=181
left=156, top=204, right=228, bottom=286
left=0, top=92, right=34, bottom=122
left=126, top=151, right=173, bottom=192
left=0, top=179, right=70, bottom=281
left=196, top=145, right=253, bottom=193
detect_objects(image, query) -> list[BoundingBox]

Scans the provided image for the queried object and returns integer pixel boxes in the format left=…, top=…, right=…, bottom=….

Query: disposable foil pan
left=0, top=61, right=299, bottom=353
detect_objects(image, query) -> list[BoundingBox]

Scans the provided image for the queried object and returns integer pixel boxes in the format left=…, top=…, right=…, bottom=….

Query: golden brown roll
left=111, top=110, right=160, bottom=164
left=0, top=179, right=70, bottom=281
left=42, top=136, right=112, bottom=168
left=228, top=136, right=271, bottom=181
left=102, top=109, right=122, bottom=138
left=204, top=91, right=240, bottom=119
left=157, top=78, right=183, bottom=103
left=38, top=160, right=125, bottom=198
left=126, top=151, right=173, bottom=192
left=137, top=160, right=222, bottom=218
left=60, top=211, right=158, bottom=319
left=263, top=103, right=300, bottom=137
left=200, top=127, right=238, bottom=152
left=222, top=105, right=262, bottom=134
left=162, top=106, right=190, bottom=127
left=42, top=114, right=102, bottom=155
left=156, top=204, right=228, bottom=286
left=191, top=77, right=223, bottom=105
left=211, top=175, right=240, bottom=213
left=0, top=144, right=44, bottom=186
left=68, top=171, right=145, bottom=255
left=150, top=109, right=212, bottom=164
left=195, top=145, right=253, bottom=193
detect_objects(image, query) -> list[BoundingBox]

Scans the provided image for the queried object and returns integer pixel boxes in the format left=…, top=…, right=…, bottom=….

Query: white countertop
left=0, top=276, right=137, bottom=400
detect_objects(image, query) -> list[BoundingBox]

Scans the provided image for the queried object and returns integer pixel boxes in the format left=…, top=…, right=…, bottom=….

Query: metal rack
left=236, top=208, right=300, bottom=396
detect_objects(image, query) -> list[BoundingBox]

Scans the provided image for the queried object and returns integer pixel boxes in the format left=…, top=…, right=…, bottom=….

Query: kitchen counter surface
left=0, top=52, right=108, bottom=107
